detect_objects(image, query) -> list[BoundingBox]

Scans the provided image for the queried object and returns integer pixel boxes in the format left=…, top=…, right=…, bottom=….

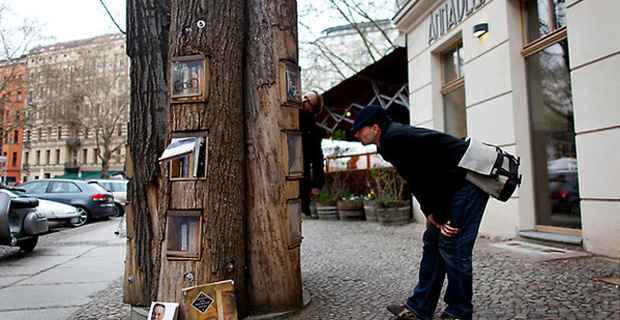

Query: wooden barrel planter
left=337, top=200, right=365, bottom=221
left=315, top=201, right=339, bottom=220
left=363, top=200, right=377, bottom=222
left=376, top=200, right=411, bottom=226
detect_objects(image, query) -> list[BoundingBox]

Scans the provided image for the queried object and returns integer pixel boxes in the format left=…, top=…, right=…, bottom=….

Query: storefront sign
left=428, top=0, right=486, bottom=44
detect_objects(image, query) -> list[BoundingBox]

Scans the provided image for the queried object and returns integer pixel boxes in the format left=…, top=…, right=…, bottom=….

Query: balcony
left=66, top=138, right=81, bottom=148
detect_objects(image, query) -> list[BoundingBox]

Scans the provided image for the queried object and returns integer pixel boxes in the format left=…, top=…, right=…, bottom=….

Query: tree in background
left=28, top=38, right=129, bottom=179
left=0, top=2, right=41, bottom=147
left=298, top=0, right=403, bottom=91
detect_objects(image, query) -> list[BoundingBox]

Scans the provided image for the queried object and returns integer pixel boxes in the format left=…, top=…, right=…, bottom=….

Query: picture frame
left=288, top=198, right=302, bottom=249
left=165, top=209, right=203, bottom=260
left=171, top=55, right=209, bottom=103
left=279, top=60, right=302, bottom=108
left=282, top=130, right=303, bottom=179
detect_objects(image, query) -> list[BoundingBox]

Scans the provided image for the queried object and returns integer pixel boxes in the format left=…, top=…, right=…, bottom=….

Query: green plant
left=368, top=167, right=407, bottom=206
left=341, top=187, right=363, bottom=202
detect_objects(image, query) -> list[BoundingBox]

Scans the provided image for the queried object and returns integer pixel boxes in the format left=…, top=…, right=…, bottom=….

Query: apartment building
left=0, top=58, right=27, bottom=185
left=23, top=34, right=129, bottom=182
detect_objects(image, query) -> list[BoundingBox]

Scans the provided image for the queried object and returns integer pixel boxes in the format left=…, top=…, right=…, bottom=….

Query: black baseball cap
left=350, top=105, right=387, bottom=132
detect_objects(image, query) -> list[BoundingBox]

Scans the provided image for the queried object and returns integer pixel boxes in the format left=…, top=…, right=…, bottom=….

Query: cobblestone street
left=71, top=218, right=619, bottom=319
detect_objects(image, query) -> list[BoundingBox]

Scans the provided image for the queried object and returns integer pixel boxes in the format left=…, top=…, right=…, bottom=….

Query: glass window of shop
left=522, top=0, right=579, bottom=230
left=441, top=42, right=467, bottom=139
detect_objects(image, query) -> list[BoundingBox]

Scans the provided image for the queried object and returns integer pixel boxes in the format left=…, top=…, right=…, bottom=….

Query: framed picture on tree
left=279, top=60, right=302, bottom=108
left=282, top=130, right=303, bottom=179
left=171, top=54, right=210, bottom=103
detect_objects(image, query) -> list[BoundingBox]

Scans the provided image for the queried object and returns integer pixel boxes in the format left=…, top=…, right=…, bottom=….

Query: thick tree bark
left=124, top=0, right=170, bottom=306
left=157, top=0, right=247, bottom=318
left=244, top=0, right=303, bottom=313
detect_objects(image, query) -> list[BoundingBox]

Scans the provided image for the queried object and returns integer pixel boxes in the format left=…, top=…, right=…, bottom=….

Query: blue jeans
left=405, top=183, right=488, bottom=320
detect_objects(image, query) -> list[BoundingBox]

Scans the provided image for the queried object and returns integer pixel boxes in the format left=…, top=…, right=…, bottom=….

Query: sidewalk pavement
left=75, top=218, right=618, bottom=320
left=0, top=218, right=127, bottom=320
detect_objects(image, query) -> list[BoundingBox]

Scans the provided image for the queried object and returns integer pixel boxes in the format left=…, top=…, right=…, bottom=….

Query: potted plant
left=362, top=190, right=377, bottom=222
left=314, top=172, right=345, bottom=220
left=368, top=167, right=411, bottom=225
left=337, top=188, right=365, bottom=220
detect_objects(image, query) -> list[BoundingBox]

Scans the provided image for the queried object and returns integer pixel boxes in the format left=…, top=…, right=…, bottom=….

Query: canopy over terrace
left=316, top=46, right=409, bottom=141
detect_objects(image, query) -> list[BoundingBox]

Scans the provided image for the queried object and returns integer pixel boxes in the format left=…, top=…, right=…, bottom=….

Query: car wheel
left=113, top=203, right=124, bottom=217
left=18, top=236, right=38, bottom=253
left=71, top=207, right=89, bottom=227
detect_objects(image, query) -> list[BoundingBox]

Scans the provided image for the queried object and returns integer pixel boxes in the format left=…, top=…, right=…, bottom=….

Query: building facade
left=23, top=34, right=129, bottom=182
left=0, top=59, right=27, bottom=185
left=393, top=0, right=619, bottom=257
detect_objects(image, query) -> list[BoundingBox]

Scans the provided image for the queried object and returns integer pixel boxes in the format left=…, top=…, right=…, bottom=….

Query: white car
left=0, top=189, right=85, bottom=227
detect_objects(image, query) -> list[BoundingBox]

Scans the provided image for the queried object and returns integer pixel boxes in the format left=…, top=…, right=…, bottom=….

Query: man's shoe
left=386, top=304, right=423, bottom=320
left=439, top=313, right=462, bottom=320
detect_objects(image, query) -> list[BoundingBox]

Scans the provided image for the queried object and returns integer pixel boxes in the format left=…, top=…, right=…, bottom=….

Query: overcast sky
left=8, top=0, right=125, bottom=46
left=5, top=0, right=394, bottom=48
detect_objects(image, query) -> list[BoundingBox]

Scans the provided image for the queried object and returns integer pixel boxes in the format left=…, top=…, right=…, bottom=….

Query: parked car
left=0, top=189, right=85, bottom=227
left=88, top=179, right=127, bottom=217
left=18, top=179, right=115, bottom=223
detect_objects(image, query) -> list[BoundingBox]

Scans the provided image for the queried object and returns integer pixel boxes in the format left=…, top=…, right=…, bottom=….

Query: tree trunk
left=157, top=0, right=247, bottom=318
left=244, top=0, right=303, bottom=313
left=124, top=0, right=170, bottom=306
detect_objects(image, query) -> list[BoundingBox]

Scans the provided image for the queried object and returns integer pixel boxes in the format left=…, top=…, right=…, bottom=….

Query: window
left=523, top=0, right=566, bottom=44
left=57, top=126, right=62, bottom=139
left=159, top=135, right=207, bottom=180
left=522, top=0, right=578, bottom=230
left=24, top=152, right=29, bottom=164
left=441, top=41, right=467, bottom=138
left=14, top=130, right=18, bottom=144
left=46, top=150, right=51, bottom=164
left=83, top=149, right=88, bottom=164
left=50, top=181, right=81, bottom=193
left=47, top=127, right=52, bottom=140
left=11, top=152, right=17, bottom=166
left=36, top=151, right=41, bottom=165
left=21, top=181, right=49, bottom=194
left=56, top=149, right=61, bottom=164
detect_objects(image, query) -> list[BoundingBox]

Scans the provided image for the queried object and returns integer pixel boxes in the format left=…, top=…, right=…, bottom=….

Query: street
left=0, top=218, right=127, bottom=320
left=0, top=218, right=617, bottom=319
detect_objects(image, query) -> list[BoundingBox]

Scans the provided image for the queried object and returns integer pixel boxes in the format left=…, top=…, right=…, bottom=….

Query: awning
left=159, top=137, right=204, bottom=163
left=316, top=46, right=409, bottom=141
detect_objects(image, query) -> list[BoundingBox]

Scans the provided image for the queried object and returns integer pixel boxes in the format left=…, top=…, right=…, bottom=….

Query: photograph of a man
left=150, top=303, right=165, bottom=320
left=147, top=301, right=178, bottom=320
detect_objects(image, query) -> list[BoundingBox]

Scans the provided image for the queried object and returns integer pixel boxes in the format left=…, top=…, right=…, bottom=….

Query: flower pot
left=363, top=200, right=377, bottom=222
left=376, top=200, right=411, bottom=226
left=315, top=201, right=339, bottom=220
left=337, top=200, right=365, bottom=221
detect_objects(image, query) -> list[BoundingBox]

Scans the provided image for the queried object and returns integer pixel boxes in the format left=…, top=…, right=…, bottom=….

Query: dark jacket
left=378, top=121, right=468, bottom=224
left=300, top=111, right=326, bottom=210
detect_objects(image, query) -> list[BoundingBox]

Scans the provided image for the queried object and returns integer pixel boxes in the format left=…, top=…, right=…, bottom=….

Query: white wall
left=567, top=0, right=620, bottom=257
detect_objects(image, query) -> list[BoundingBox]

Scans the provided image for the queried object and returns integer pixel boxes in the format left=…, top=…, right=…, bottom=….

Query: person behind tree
left=300, top=90, right=326, bottom=217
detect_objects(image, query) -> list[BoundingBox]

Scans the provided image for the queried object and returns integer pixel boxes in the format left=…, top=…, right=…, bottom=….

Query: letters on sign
left=428, top=0, right=487, bottom=44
